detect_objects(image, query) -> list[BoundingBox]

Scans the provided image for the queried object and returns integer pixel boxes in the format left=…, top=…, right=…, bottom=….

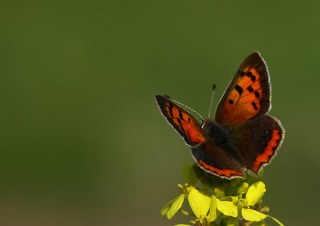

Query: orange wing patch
left=216, top=52, right=270, bottom=127
left=252, top=129, right=283, bottom=173
left=198, top=160, right=243, bottom=179
left=155, top=95, right=206, bottom=146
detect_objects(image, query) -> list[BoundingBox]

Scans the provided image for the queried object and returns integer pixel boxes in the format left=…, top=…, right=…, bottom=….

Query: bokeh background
left=1, top=1, right=319, bottom=225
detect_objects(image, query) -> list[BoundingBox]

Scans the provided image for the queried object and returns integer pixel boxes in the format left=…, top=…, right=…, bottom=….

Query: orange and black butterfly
left=155, top=52, right=284, bottom=179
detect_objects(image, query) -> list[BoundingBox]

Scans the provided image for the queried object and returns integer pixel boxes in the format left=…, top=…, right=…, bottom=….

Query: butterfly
left=155, top=51, right=284, bottom=179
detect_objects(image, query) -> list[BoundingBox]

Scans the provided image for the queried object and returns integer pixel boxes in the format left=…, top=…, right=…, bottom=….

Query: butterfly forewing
left=155, top=95, right=206, bottom=146
left=215, top=52, right=271, bottom=127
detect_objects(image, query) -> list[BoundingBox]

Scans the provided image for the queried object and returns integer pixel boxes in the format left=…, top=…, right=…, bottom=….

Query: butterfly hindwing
left=231, top=115, right=284, bottom=173
left=191, top=140, right=244, bottom=179
left=215, top=52, right=271, bottom=127
left=155, top=95, right=206, bottom=146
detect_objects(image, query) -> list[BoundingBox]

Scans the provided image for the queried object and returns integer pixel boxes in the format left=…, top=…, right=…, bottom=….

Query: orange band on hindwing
left=253, top=129, right=283, bottom=172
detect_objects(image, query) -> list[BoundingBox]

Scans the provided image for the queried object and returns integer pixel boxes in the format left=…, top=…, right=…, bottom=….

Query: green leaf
left=246, top=181, right=266, bottom=206
left=207, top=195, right=217, bottom=222
left=216, top=200, right=238, bottom=217
left=161, top=194, right=185, bottom=219
left=242, top=208, right=267, bottom=221
left=174, top=224, right=190, bottom=226
left=188, top=188, right=211, bottom=221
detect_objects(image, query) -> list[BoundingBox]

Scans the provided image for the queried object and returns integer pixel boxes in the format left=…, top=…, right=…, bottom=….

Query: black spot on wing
left=176, top=118, right=185, bottom=133
left=252, top=102, right=258, bottom=111
left=245, top=71, right=256, bottom=82
left=178, top=110, right=184, bottom=120
left=168, top=103, right=174, bottom=118
left=247, top=86, right=254, bottom=93
left=234, top=85, right=243, bottom=95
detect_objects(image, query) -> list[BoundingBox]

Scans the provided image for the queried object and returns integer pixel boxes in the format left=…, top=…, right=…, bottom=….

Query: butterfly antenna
left=170, top=97, right=205, bottom=121
left=208, top=84, right=216, bottom=118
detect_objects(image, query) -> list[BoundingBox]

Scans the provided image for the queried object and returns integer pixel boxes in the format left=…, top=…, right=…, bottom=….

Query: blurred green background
left=0, top=0, right=319, bottom=225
